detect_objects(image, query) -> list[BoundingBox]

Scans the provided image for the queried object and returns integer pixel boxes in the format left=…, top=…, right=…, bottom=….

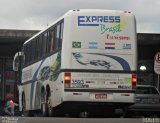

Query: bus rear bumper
left=63, top=89, right=135, bottom=103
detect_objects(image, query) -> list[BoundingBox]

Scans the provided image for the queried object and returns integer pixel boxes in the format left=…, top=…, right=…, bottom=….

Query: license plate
left=95, top=93, right=107, bottom=99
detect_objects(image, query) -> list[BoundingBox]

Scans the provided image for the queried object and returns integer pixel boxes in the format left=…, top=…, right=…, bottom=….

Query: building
left=138, top=33, right=160, bottom=87
left=0, top=29, right=39, bottom=101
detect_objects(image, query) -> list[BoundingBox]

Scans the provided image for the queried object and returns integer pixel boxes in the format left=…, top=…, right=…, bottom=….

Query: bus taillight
left=64, top=72, right=71, bottom=88
left=132, top=73, right=137, bottom=89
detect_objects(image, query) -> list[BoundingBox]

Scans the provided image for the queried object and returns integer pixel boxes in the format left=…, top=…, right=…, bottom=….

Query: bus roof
left=24, top=9, right=134, bottom=45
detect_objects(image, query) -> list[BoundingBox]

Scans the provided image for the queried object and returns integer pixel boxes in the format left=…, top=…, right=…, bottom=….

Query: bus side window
left=28, top=43, right=32, bottom=64
left=47, top=31, right=51, bottom=54
left=55, top=24, right=60, bottom=50
left=38, top=36, right=43, bottom=59
left=30, top=41, right=33, bottom=62
left=42, top=33, right=47, bottom=57
left=35, top=38, right=39, bottom=60
left=25, top=43, right=30, bottom=65
left=50, top=29, right=56, bottom=53
left=32, top=39, right=36, bottom=61
left=26, top=44, right=29, bottom=64
left=59, top=22, right=64, bottom=49
left=23, top=45, right=27, bottom=65
left=46, top=31, right=51, bottom=54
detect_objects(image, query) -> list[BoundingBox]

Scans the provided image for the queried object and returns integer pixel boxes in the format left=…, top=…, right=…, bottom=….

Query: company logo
left=78, top=16, right=120, bottom=26
left=105, top=42, right=115, bottom=49
left=89, top=42, right=98, bottom=49
left=72, top=42, right=81, bottom=48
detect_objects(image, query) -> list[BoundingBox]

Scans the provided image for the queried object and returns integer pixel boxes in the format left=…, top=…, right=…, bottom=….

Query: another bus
left=13, top=9, right=137, bottom=117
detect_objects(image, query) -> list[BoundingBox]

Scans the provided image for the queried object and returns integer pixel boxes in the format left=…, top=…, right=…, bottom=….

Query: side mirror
left=13, top=52, right=23, bottom=71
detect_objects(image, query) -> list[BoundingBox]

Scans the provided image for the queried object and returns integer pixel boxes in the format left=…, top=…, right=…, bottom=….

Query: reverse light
left=64, top=72, right=71, bottom=88
left=132, top=73, right=137, bottom=89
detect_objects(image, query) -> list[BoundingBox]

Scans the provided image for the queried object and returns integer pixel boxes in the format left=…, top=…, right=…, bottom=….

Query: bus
left=13, top=9, right=137, bottom=117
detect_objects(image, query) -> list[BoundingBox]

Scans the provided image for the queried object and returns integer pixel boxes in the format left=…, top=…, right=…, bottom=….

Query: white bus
left=13, top=9, right=137, bottom=117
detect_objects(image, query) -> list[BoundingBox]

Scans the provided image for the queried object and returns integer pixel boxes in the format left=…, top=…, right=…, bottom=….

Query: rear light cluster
left=64, top=72, right=71, bottom=88
left=132, top=73, right=137, bottom=89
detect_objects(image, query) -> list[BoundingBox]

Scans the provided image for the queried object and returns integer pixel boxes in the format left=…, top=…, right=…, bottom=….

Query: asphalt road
left=1, top=117, right=158, bottom=123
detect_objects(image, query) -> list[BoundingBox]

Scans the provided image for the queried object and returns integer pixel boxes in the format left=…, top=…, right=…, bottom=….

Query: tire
left=41, top=92, right=47, bottom=117
left=22, top=94, right=29, bottom=117
left=79, top=112, right=89, bottom=118
left=46, top=94, right=53, bottom=117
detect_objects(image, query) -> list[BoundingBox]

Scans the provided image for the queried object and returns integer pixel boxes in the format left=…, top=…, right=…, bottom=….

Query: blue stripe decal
left=78, top=23, right=99, bottom=26
left=30, top=59, right=45, bottom=109
left=91, top=53, right=131, bottom=71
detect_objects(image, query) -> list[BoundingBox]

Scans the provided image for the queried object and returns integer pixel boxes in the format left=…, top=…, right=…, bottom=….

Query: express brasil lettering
left=100, top=24, right=121, bottom=34
left=78, top=16, right=120, bottom=26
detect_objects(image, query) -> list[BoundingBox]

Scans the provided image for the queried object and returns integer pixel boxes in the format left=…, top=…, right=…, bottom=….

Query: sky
left=0, top=0, right=160, bottom=33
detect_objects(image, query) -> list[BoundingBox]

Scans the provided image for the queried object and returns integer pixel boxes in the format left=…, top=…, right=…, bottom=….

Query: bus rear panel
left=61, top=10, right=137, bottom=108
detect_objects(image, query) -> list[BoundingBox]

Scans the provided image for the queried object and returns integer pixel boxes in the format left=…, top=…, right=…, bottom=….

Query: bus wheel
left=41, top=92, right=47, bottom=116
left=47, top=95, right=52, bottom=117
left=79, top=112, right=89, bottom=118
left=22, top=94, right=29, bottom=116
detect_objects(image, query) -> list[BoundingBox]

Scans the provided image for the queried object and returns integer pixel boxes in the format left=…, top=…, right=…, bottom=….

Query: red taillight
left=64, top=72, right=71, bottom=88
left=132, top=73, right=137, bottom=89
left=121, top=93, right=130, bottom=96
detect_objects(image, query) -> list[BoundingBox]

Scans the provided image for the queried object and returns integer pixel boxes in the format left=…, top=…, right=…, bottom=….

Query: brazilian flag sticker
left=72, top=42, right=81, bottom=48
